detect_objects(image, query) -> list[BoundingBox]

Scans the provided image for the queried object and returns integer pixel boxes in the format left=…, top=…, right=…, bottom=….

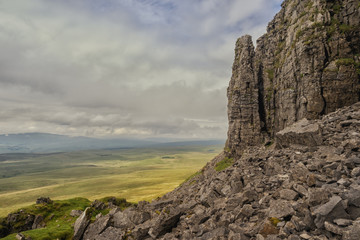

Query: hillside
left=67, top=0, right=360, bottom=239
left=1, top=0, right=360, bottom=239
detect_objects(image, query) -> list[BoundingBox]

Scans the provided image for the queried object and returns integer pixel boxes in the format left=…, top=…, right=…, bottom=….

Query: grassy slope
left=0, top=145, right=222, bottom=217
left=0, top=198, right=90, bottom=240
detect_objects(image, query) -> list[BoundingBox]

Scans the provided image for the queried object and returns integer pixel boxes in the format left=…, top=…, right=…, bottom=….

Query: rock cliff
left=69, top=1, right=360, bottom=239
left=77, top=98, right=360, bottom=240
left=226, top=0, right=360, bottom=156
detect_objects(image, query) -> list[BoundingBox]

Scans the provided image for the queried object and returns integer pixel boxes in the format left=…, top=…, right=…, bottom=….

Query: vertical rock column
left=226, top=35, right=262, bottom=157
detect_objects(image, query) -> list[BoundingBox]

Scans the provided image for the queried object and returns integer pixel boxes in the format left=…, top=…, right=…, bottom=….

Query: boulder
left=276, top=119, right=322, bottom=148
left=83, top=215, right=111, bottom=240
left=268, top=200, right=295, bottom=219
left=35, top=197, right=52, bottom=205
left=73, top=207, right=92, bottom=240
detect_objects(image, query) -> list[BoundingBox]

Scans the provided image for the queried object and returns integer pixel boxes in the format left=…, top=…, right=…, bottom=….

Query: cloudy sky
left=0, top=0, right=282, bottom=139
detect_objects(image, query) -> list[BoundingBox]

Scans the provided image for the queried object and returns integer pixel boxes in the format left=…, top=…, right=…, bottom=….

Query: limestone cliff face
left=226, top=0, right=360, bottom=156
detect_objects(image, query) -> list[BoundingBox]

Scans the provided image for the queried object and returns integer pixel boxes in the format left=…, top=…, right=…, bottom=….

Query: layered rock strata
left=226, top=0, right=360, bottom=156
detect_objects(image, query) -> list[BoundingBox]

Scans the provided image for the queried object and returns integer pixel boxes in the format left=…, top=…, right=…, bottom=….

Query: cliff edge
left=226, top=0, right=360, bottom=156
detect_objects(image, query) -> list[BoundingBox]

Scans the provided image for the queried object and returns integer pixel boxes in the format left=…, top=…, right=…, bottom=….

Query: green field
left=0, top=145, right=222, bottom=217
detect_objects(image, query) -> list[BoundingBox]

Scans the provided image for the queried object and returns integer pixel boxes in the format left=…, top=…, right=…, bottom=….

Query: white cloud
left=0, top=0, right=281, bottom=138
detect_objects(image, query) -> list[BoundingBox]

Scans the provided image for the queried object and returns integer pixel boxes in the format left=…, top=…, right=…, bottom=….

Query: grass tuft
left=215, top=157, right=234, bottom=171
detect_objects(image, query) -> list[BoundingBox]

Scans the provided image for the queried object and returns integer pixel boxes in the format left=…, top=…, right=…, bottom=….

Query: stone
left=299, top=233, right=312, bottom=239
left=324, top=221, right=344, bottom=235
left=148, top=211, right=182, bottom=238
left=83, top=215, right=111, bottom=240
left=31, top=215, right=45, bottom=229
left=268, top=200, right=295, bottom=219
left=313, top=196, right=350, bottom=228
left=347, top=206, right=360, bottom=220
left=96, top=226, right=124, bottom=240
left=91, top=200, right=106, bottom=210
left=333, top=218, right=353, bottom=227
left=279, top=189, right=298, bottom=201
left=343, top=187, right=360, bottom=207
left=343, top=219, right=360, bottom=240
left=240, top=204, right=255, bottom=218
left=16, top=233, right=26, bottom=240
left=293, top=184, right=308, bottom=197
left=259, top=221, right=279, bottom=238
left=351, top=167, right=360, bottom=177
left=276, top=119, right=322, bottom=148
left=70, top=210, right=83, bottom=217
left=73, top=207, right=92, bottom=240
left=313, top=196, right=342, bottom=216
left=35, top=197, right=52, bottom=205
left=308, top=188, right=329, bottom=206
left=113, top=211, right=134, bottom=229
left=307, top=174, right=317, bottom=187
left=290, top=163, right=309, bottom=183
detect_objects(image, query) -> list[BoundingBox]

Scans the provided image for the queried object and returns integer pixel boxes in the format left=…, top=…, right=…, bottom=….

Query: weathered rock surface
left=73, top=207, right=92, bottom=240
left=78, top=101, right=360, bottom=239
left=226, top=0, right=360, bottom=156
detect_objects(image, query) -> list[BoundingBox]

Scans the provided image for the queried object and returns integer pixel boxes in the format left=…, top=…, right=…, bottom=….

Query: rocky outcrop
left=79, top=101, right=360, bottom=239
left=226, top=0, right=360, bottom=156
left=0, top=199, right=50, bottom=238
left=76, top=0, right=360, bottom=239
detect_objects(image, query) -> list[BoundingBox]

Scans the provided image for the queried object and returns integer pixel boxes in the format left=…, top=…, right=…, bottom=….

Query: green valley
left=0, top=145, right=222, bottom=217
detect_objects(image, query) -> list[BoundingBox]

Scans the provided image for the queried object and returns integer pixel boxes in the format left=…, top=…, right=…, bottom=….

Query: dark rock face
left=226, top=0, right=360, bottom=156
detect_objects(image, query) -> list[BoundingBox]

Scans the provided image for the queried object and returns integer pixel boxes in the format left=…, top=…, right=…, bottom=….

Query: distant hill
left=0, top=132, right=225, bottom=153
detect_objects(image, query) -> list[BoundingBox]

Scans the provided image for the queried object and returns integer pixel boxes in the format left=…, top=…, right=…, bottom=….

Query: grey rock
left=324, top=221, right=344, bottom=235
left=70, top=210, right=83, bottom=217
left=314, top=196, right=342, bottom=216
left=113, top=211, right=134, bottom=229
left=343, top=219, right=360, bottom=240
left=148, top=211, right=182, bottom=238
left=293, top=184, right=308, bottom=197
left=333, top=218, right=353, bottom=227
left=16, top=233, right=26, bottom=240
left=279, top=189, right=298, bottom=201
left=73, top=207, right=92, bottom=240
left=343, top=187, right=360, bottom=207
left=308, top=188, right=329, bottom=206
left=313, top=196, right=350, bottom=229
left=31, top=215, right=45, bottom=229
left=83, top=215, right=111, bottom=240
left=96, top=226, right=124, bottom=240
left=268, top=200, right=295, bottom=219
left=276, top=119, right=322, bottom=148
left=240, top=204, right=254, bottom=218
left=347, top=206, right=360, bottom=220
left=351, top=167, right=360, bottom=177
left=35, top=197, right=52, bottom=205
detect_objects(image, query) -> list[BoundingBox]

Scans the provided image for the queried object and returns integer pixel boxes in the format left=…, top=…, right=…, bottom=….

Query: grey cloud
left=0, top=0, right=281, bottom=138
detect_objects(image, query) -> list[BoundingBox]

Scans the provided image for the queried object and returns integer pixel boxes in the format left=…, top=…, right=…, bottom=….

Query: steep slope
left=67, top=1, right=360, bottom=239
left=226, top=0, right=360, bottom=156
left=75, top=92, right=360, bottom=240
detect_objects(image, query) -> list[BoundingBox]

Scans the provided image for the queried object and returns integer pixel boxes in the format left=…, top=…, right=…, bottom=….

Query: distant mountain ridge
left=0, top=132, right=224, bottom=154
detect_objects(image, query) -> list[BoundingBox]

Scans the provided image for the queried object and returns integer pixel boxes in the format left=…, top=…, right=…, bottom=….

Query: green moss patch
left=215, top=157, right=234, bottom=172
left=0, top=198, right=90, bottom=240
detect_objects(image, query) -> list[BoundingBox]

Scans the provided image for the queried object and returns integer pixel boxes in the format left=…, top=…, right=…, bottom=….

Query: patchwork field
left=0, top=145, right=222, bottom=217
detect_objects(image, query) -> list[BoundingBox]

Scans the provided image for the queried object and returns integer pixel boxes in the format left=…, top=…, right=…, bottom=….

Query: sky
left=0, top=0, right=282, bottom=139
